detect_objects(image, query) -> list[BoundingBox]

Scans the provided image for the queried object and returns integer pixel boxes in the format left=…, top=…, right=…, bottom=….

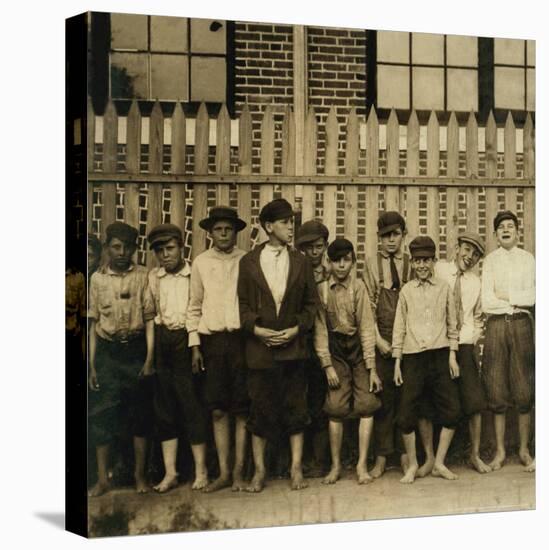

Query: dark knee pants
left=247, top=361, right=310, bottom=441
left=482, top=314, right=535, bottom=414
left=154, top=326, right=208, bottom=444
left=89, top=335, right=154, bottom=446
left=373, top=351, right=399, bottom=456
left=397, top=348, right=461, bottom=434
left=305, top=342, right=328, bottom=432
left=457, top=344, right=487, bottom=417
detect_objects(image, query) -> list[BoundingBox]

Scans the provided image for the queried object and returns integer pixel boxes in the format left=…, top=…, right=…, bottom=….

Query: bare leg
left=154, top=438, right=179, bottom=493
left=89, top=444, right=111, bottom=497
left=400, top=431, right=418, bottom=484
left=489, top=413, right=506, bottom=470
left=290, top=432, right=308, bottom=490
left=518, top=412, right=534, bottom=470
left=468, top=414, right=491, bottom=473
left=432, top=427, right=458, bottom=480
left=357, top=417, right=374, bottom=484
left=204, top=410, right=232, bottom=493
left=134, top=436, right=149, bottom=493
left=369, top=455, right=386, bottom=479
left=246, top=435, right=266, bottom=493
left=323, top=420, right=343, bottom=484
left=417, top=418, right=435, bottom=477
left=191, top=443, right=208, bottom=490
left=232, top=415, right=248, bottom=491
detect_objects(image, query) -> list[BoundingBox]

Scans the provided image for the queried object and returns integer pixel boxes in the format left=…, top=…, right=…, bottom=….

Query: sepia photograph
left=65, top=6, right=536, bottom=539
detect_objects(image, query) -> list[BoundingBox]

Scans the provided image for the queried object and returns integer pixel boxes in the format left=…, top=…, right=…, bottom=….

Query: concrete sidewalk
left=88, top=463, right=535, bottom=537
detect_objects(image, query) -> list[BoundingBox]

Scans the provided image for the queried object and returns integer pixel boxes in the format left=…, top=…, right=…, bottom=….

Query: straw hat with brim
left=199, top=206, right=247, bottom=232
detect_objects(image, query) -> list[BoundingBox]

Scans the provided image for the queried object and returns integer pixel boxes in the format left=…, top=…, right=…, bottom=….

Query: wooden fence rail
left=85, top=99, right=535, bottom=267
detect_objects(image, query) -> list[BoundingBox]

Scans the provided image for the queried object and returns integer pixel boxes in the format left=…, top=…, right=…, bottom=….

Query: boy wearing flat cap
left=238, top=198, right=318, bottom=492
left=393, top=236, right=462, bottom=483
left=434, top=231, right=491, bottom=474
left=147, top=223, right=209, bottom=493
left=315, top=238, right=382, bottom=485
left=296, top=220, right=330, bottom=476
left=186, top=206, right=249, bottom=493
left=481, top=211, right=535, bottom=472
left=363, top=211, right=411, bottom=479
left=88, top=222, right=155, bottom=496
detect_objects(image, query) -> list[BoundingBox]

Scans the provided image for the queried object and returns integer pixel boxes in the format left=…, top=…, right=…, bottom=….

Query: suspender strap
left=402, top=253, right=409, bottom=284
left=377, top=253, right=384, bottom=287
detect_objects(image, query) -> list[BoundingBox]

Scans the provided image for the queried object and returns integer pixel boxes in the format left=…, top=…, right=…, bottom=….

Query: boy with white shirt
left=481, top=211, right=535, bottom=472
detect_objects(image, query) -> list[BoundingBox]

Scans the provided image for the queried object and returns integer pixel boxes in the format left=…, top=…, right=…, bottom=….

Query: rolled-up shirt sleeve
left=391, top=293, right=407, bottom=359
left=445, top=284, right=459, bottom=352
left=355, top=279, right=376, bottom=364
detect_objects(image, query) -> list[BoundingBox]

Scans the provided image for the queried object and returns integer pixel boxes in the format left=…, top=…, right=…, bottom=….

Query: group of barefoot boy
left=85, top=199, right=535, bottom=497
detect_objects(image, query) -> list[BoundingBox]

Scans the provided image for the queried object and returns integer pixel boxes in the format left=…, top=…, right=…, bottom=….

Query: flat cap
left=493, top=210, right=519, bottom=231
left=106, top=222, right=138, bottom=245
left=199, top=206, right=246, bottom=232
left=327, top=238, right=355, bottom=262
left=259, top=198, right=294, bottom=225
left=147, top=223, right=183, bottom=250
left=457, top=231, right=485, bottom=256
left=409, top=235, right=437, bottom=258
left=377, top=211, right=406, bottom=236
left=296, top=220, right=329, bottom=247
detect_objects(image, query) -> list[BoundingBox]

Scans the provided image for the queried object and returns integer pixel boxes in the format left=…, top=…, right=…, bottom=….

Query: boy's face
left=302, top=237, right=327, bottom=267
left=210, top=220, right=237, bottom=252
left=154, top=238, right=183, bottom=273
left=88, top=244, right=101, bottom=272
left=455, top=242, right=481, bottom=272
left=495, top=219, right=518, bottom=250
left=411, top=256, right=435, bottom=281
left=266, top=216, right=294, bottom=245
left=107, top=237, right=136, bottom=272
left=380, top=228, right=404, bottom=255
left=331, top=252, right=354, bottom=281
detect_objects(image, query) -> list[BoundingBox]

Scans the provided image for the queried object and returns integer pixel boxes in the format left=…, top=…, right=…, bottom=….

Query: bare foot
left=246, top=471, right=266, bottom=493
left=153, top=473, right=179, bottom=494
left=432, top=463, right=458, bottom=480
left=519, top=449, right=534, bottom=468
left=400, top=453, right=409, bottom=474
left=203, top=475, right=231, bottom=493
left=524, top=458, right=535, bottom=473
left=322, top=466, right=341, bottom=485
left=290, top=467, right=309, bottom=490
left=369, top=456, right=386, bottom=479
left=192, top=471, right=209, bottom=491
left=231, top=469, right=247, bottom=492
left=135, top=477, right=150, bottom=494
left=88, top=481, right=111, bottom=497
left=489, top=451, right=506, bottom=471
left=399, top=463, right=418, bottom=484
left=416, top=456, right=435, bottom=478
left=357, top=464, right=373, bottom=485
left=470, top=455, right=492, bottom=474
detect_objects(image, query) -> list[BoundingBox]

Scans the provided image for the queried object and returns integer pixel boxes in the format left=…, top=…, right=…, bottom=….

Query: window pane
left=494, top=67, right=525, bottom=110
left=151, top=55, right=189, bottom=101
left=447, top=35, right=478, bottom=67
left=150, top=16, right=188, bottom=53
left=527, top=68, right=535, bottom=111
left=377, top=65, right=410, bottom=110
left=377, top=31, right=409, bottom=64
left=190, top=18, right=227, bottom=54
left=527, top=40, right=535, bottom=66
left=110, top=14, right=148, bottom=50
left=191, top=57, right=226, bottom=102
left=412, top=67, right=444, bottom=110
left=494, top=38, right=525, bottom=65
left=110, top=53, right=149, bottom=99
left=447, top=69, right=478, bottom=112
left=412, top=33, right=444, bottom=65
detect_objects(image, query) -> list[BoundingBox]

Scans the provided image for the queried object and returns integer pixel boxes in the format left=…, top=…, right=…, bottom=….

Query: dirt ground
left=87, top=461, right=535, bottom=537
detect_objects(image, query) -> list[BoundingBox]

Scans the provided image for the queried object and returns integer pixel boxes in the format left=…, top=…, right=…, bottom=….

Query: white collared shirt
left=481, top=246, right=535, bottom=316
left=260, top=244, right=290, bottom=315
left=435, top=260, right=483, bottom=345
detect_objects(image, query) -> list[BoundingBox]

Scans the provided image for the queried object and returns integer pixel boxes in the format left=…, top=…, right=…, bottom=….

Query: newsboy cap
left=296, top=220, right=329, bottom=247
left=493, top=210, right=519, bottom=231
left=259, top=198, right=294, bottom=225
left=409, top=235, right=437, bottom=258
left=377, top=211, right=406, bottom=236
left=147, top=223, right=183, bottom=250
left=327, top=238, right=355, bottom=262
left=106, top=222, right=138, bottom=245
left=457, top=231, right=485, bottom=256
left=199, top=206, right=247, bottom=232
